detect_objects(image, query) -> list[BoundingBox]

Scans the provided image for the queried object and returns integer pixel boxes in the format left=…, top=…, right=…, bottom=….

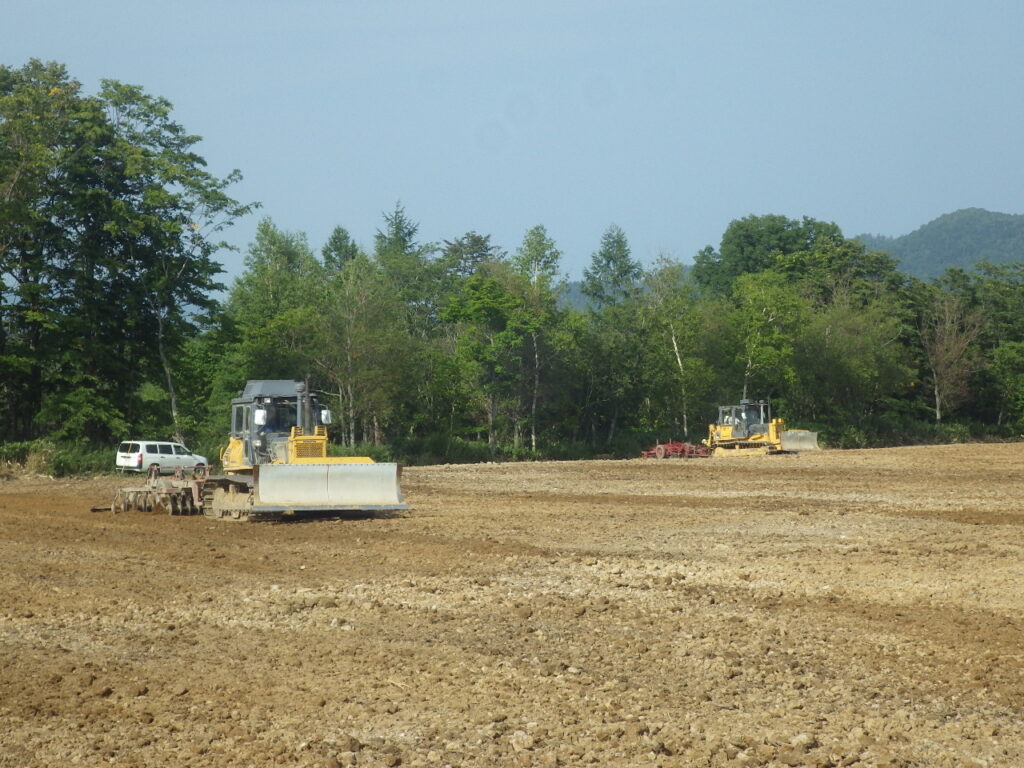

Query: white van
left=115, top=441, right=208, bottom=474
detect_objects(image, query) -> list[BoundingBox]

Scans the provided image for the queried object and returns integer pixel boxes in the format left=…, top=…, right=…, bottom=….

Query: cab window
left=174, top=445, right=189, bottom=455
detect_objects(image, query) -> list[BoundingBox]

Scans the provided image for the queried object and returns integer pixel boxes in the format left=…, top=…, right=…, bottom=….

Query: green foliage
left=513, top=225, right=561, bottom=287
left=582, top=224, right=641, bottom=306
left=992, top=341, right=1024, bottom=428
left=440, top=231, right=505, bottom=283
left=729, top=270, right=810, bottom=398
left=327, top=442, right=394, bottom=462
left=315, top=252, right=412, bottom=446
left=694, top=215, right=844, bottom=295
left=49, top=443, right=113, bottom=477
left=0, top=439, right=111, bottom=477
left=224, top=218, right=324, bottom=378
left=857, top=208, right=1024, bottom=278
left=37, top=378, right=130, bottom=442
left=0, top=441, right=39, bottom=466
left=0, top=59, right=252, bottom=447
left=322, top=226, right=363, bottom=272
left=2, top=61, right=1018, bottom=462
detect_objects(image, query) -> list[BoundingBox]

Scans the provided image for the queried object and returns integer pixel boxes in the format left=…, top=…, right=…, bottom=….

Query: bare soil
left=1, top=444, right=1022, bottom=767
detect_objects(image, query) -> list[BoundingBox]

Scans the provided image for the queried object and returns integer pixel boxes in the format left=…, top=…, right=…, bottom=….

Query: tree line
left=3, top=61, right=1024, bottom=467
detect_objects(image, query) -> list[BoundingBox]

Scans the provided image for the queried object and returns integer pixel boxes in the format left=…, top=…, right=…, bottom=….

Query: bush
left=328, top=442, right=394, bottom=462
left=540, top=440, right=594, bottom=461
left=0, top=440, right=112, bottom=477
left=934, top=422, right=972, bottom=444
left=393, top=434, right=497, bottom=465
left=832, top=426, right=868, bottom=449
left=50, top=443, right=113, bottom=476
left=0, top=440, right=58, bottom=475
left=0, top=441, right=37, bottom=466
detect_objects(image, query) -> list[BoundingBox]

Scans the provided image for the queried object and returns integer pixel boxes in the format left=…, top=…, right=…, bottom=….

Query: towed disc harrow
left=640, top=440, right=709, bottom=459
left=109, top=466, right=206, bottom=516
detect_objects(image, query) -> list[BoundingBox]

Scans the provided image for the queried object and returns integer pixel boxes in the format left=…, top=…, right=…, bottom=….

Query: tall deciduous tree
left=694, top=214, right=844, bottom=295
left=640, top=258, right=708, bottom=438
left=0, top=60, right=254, bottom=443
left=511, top=225, right=562, bottom=451
left=918, top=289, right=982, bottom=423
left=99, top=79, right=255, bottom=442
left=729, top=271, right=810, bottom=400
left=442, top=268, right=529, bottom=454
left=315, top=253, right=410, bottom=446
left=513, top=225, right=561, bottom=287
left=225, top=219, right=323, bottom=381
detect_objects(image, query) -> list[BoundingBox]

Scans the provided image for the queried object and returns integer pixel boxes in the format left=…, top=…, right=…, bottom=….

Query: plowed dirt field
left=2, top=444, right=1023, bottom=767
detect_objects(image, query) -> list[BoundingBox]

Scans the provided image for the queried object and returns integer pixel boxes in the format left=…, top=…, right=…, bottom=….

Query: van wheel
left=194, top=463, right=207, bottom=479
left=147, top=464, right=161, bottom=480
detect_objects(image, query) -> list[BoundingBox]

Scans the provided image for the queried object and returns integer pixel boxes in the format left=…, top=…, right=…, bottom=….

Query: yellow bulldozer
left=110, top=380, right=407, bottom=521
left=703, top=399, right=820, bottom=456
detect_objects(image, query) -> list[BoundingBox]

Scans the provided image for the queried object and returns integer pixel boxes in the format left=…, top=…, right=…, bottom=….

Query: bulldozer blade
left=253, top=463, right=408, bottom=513
left=781, top=430, right=820, bottom=452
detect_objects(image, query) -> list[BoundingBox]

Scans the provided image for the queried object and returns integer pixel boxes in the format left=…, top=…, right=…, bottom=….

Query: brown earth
left=1, top=444, right=1023, bottom=767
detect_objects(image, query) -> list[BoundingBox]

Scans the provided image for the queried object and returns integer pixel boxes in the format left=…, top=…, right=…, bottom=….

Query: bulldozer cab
left=717, top=400, right=771, bottom=439
left=230, top=380, right=332, bottom=467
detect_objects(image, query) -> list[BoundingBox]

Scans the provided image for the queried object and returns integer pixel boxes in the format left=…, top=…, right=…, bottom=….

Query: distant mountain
left=558, top=280, right=591, bottom=311
left=856, top=208, right=1024, bottom=278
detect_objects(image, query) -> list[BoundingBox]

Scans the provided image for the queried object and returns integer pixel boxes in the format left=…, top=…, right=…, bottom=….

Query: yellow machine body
left=706, top=417, right=787, bottom=456
left=221, top=426, right=374, bottom=473
left=206, top=380, right=406, bottom=520
left=703, top=399, right=820, bottom=457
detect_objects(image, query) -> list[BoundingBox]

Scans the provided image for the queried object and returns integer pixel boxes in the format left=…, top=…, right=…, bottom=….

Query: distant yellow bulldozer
left=703, top=399, right=820, bottom=456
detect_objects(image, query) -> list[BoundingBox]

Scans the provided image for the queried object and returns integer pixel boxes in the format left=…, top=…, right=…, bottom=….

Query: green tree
left=772, top=239, right=903, bottom=306
left=315, top=254, right=411, bottom=446
left=442, top=268, right=530, bottom=454
left=789, top=292, right=910, bottom=440
left=582, top=224, right=641, bottom=307
left=322, top=225, right=363, bottom=272
left=729, top=271, right=810, bottom=400
left=373, top=202, right=439, bottom=330
left=440, top=231, right=505, bottom=282
left=224, top=219, right=324, bottom=381
left=98, top=79, right=254, bottom=442
left=510, top=225, right=563, bottom=451
left=991, top=341, right=1024, bottom=428
left=639, top=258, right=710, bottom=438
left=694, top=214, right=844, bottom=295
left=513, top=225, right=561, bottom=287
left=937, top=262, right=1024, bottom=426
left=0, top=60, right=253, bottom=444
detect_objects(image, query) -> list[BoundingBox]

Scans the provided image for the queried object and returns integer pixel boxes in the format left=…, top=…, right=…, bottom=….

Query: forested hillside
left=857, top=208, right=1024, bottom=278
left=4, top=62, right=1024, bottom=473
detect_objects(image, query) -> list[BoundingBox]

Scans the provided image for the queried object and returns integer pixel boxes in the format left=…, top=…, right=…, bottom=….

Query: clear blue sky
left=6, top=1, right=1023, bottom=281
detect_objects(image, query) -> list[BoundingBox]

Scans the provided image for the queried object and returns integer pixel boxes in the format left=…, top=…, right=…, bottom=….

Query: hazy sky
left=5, top=1, right=1023, bottom=280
